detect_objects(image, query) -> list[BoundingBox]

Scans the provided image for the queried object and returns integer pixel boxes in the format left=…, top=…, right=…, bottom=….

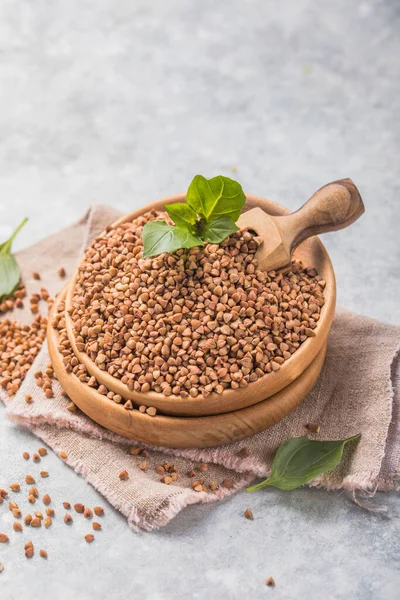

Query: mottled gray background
left=0, top=1, right=399, bottom=599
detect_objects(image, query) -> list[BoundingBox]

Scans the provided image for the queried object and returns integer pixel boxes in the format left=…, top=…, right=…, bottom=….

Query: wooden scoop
left=237, top=178, right=364, bottom=272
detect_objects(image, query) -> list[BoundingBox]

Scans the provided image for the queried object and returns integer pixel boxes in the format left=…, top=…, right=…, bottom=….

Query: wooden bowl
left=63, top=194, right=335, bottom=416
left=48, top=290, right=327, bottom=448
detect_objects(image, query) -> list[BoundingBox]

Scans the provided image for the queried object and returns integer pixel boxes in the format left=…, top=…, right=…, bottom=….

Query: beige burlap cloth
left=2, top=206, right=399, bottom=531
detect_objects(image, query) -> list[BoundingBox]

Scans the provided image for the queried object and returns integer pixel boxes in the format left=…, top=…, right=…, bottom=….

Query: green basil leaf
left=202, top=216, right=239, bottom=243
left=164, top=202, right=197, bottom=231
left=142, top=221, right=203, bottom=258
left=0, top=218, right=28, bottom=300
left=186, top=175, right=246, bottom=222
left=246, top=434, right=361, bottom=492
left=0, top=253, right=21, bottom=300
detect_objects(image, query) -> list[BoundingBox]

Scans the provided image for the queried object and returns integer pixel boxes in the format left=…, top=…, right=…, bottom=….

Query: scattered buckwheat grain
left=306, top=423, right=321, bottom=433
left=129, top=447, right=142, bottom=456
left=244, top=508, right=254, bottom=520
left=30, top=518, right=41, bottom=528
left=29, top=486, right=39, bottom=498
left=222, top=479, right=234, bottom=489
left=237, top=447, right=251, bottom=458
left=161, top=475, right=173, bottom=485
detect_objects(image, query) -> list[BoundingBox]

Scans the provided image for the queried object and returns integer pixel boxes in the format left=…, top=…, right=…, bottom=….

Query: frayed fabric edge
left=25, top=424, right=257, bottom=532
left=6, top=413, right=399, bottom=529
left=11, top=410, right=399, bottom=494
left=6, top=410, right=269, bottom=477
left=141, top=472, right=256, bottom=532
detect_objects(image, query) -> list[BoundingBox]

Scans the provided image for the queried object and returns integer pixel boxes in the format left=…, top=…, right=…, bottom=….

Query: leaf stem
left=195, top=218, right=205, bottom=238
left=2, top=217, right=28, bottom=251
left=246, top=478, right=273, bottom=493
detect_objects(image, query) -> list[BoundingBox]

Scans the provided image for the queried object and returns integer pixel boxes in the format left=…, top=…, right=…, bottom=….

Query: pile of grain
left=0, top=281, right=59, bottom=398
left=68, top=210, right=325, bottom=398
left=0, top=315, right=48, bottom=396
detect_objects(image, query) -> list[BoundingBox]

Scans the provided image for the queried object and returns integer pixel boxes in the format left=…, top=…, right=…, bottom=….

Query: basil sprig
left=142, top=174, right=246, bottom=258
left=246, top=434, right=361, bottom=492
left=0, top=218, right=28, bottom=300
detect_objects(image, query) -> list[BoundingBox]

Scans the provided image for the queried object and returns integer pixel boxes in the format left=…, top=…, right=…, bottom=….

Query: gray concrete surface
left=0, top=1, right=399, bottom=598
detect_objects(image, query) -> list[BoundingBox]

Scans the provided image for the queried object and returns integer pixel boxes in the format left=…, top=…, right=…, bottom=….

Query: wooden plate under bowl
left=48, top=291, right=327, bottom=448
left=63, top=194, right=335, bottom=417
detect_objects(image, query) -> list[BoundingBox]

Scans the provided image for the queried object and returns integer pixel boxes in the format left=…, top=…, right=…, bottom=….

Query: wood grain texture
left=48, top=292, right=328, bottom=448
left=274, top=178, right=364, bottom=258
left=63, top=194, right=336, bottom=416
left=242, top=178, right=364, bottom=272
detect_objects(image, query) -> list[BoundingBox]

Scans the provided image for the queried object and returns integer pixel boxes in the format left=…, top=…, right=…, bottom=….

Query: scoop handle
left=277, top=178, right=364, bottom=253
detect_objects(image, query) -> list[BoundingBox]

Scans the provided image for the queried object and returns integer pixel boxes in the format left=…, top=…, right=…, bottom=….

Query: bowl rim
left=64, top=193, right=336, bottom=416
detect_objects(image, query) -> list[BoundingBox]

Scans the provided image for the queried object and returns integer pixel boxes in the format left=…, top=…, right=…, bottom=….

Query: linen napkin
left=1, top=205, right=399, bottom=531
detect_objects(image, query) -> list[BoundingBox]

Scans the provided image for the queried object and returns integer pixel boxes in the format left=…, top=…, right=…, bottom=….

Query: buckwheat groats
left=0, top=315, right=48, bottom=397
left=65, top=209, right=325, bottom=399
